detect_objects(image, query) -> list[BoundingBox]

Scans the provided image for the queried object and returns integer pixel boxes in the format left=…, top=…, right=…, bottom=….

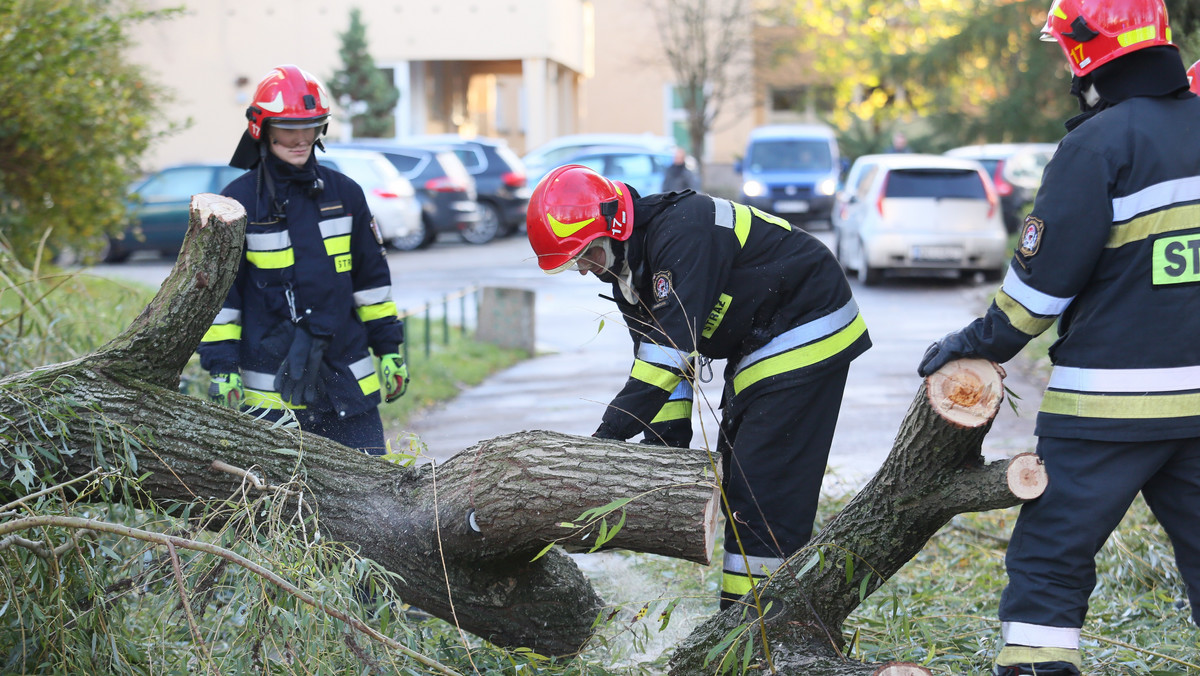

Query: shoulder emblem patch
left=652, top=270, right=673, bottom=303
left=369, top=217, right=384, bottom=245
left=1019, top=217, right=1044, bottom=258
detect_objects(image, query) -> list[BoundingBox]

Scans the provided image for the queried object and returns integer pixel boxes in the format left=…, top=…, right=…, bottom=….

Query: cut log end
left=874, top=663, right=933, bottom=676
left=191, top=193, right=246, bottom=228
left=702, top=482, right=720, bottom=565
left=1006, top=452, right=1048, bottom=501
left=925, top=358, right=1005, bottom=428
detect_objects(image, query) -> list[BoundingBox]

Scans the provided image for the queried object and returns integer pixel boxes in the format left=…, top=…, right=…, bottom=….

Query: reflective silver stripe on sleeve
left=1049, top=364, right=1200, bottom=393
left=348, top=356, right=376, bottom=380
left=636, top=342, right=691, bottom=370
left=242, top=370, right=277, bottom=391
left=669, top=380, right=693, bottom=400
left=1000, top=265, right=1073, bottom=317
left=213, top=308, right=242, bottom=324
left=319, top=216, right=354, bottom=238
left=737, top=300, right=859, bottom=372
left=354, top=286, right=394, bottom=307
left=1112, top=176, right=1200, bottom=222
left=722, top=552, right=784, bottom=575
left=246, top=231, right=292, bottom=251
left=713, top=197, right=734, bottom=229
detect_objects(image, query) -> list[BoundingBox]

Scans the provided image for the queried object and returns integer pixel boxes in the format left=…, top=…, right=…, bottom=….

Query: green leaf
left=530, top=542, right=555, bottom=562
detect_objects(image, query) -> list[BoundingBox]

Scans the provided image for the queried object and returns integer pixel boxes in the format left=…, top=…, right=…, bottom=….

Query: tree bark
left=668, top=359, right=1046, bottom=675
left=0, top=195, right=720, bottom=656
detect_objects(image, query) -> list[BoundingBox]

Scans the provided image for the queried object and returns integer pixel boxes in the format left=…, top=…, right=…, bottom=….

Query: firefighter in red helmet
left=528, top=163, right=871, bottom=609
left=918, top=1, right=1200, bottom=673
left=199, top=65, right=407, bottom=454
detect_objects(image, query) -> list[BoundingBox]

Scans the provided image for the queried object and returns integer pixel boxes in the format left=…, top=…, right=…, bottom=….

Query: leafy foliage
left=327, top=7, right=400, bottom=139
left=785, top=0, right=1200, bottom=154
left=0, top=0, right=176, bottom=265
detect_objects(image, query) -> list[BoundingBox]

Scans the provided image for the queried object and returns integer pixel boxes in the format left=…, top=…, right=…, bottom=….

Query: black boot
left=993, top=662, right=1082, bottom=676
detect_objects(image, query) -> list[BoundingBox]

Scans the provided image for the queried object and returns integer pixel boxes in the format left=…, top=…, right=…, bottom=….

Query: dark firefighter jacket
left=594, top=190, right=871, bottom=441
left=197, top=152, right=404, bottom=418
left=947, top=93, right=1200, bottom=442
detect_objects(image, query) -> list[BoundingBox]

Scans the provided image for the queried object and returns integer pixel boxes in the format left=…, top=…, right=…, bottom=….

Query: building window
left=769, top=85, right=836, bottom=116
left=666, top=83, right=708, bottom=158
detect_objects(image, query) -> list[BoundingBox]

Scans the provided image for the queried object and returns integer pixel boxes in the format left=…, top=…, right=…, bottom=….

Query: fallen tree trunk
left=0, top=194, right=720, bottom=656
left=2, top=194, right=1047, bottom=668
left=668, top=359, right=1047, bottom=675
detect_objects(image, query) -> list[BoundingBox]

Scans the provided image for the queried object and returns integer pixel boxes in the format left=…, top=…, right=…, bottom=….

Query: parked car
left=104, top=163, right=247, bottom=262
left=831, top=153, right=1008, bottom=285
left=404, top=135, right=530, bottom=237
left=332, top=142, right=481, bottom=250
left=943, top=143, right=1057, bottom=233
left=523, top=132, right=680, bottom=186
left=318, top=147, right=422, bottom=248
left=558, top=145, right=677, bottom=197
left=735, top=124, right=843, bottom=228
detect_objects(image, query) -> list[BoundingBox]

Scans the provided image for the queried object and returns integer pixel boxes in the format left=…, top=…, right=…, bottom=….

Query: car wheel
left=460, top=202, right=500, bottom=245
left=100, top=237, right=129, bottom=264
left=981, top=266, right=1005, bottom=282
left=856, top=240, right=881, bottom=286
left=391, top=219, right=430, bottom=252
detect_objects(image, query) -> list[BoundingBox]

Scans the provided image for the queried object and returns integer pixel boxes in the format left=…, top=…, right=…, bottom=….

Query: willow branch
left=0, top=515, right=463, bottom=676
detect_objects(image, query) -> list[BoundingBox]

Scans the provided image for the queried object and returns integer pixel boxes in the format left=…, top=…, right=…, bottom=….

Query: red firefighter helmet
left=526, top=164, right=634, bottom=272
left=1040, top=0, right=1173, bottom=77
left=245, top=65, right=331, bottom=141
left=1189, top=60, right=1200, bottom=95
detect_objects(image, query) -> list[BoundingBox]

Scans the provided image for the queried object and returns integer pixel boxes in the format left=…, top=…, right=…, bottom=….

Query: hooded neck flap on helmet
left=1066, top=45, right=1189, bottom=130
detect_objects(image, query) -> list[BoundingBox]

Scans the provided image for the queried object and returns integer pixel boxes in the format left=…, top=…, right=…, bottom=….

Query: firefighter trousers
left=999, top=435, right=1200, bottom=646
left=718, top=365, right=849, bottom=608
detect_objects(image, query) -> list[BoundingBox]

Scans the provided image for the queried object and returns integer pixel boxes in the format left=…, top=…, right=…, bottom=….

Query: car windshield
left=885, top=169, right=987, bottom=200
left=747, top=139, right=832, bottom=172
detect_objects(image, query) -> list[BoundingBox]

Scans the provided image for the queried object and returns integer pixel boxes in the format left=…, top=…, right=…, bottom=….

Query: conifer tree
left=328, top=8, right=400, bottom=139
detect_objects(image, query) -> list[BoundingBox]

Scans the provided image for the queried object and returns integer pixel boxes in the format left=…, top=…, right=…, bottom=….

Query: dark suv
left=406, top=135, right=530, bottom=237
left=331, top=142, right=481, bottom=250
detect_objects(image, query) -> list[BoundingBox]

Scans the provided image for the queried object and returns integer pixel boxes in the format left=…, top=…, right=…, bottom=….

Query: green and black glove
left=379, top=353, right=409, bottom=402
left=208, top=372, right=244, bottom=408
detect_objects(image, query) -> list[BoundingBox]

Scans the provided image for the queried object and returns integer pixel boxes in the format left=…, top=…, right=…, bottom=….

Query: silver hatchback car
left=319, top=147, right=422, bottom=248
left=832, top=153, right=1009, bottom=285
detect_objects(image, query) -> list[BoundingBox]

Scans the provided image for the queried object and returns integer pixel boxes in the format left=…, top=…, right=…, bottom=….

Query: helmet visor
left=545, top=248, right=587, bottom=274
left=270, top=116, right=329, bottom=130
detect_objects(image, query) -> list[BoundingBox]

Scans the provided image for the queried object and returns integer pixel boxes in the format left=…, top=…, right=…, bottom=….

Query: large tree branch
left=669, top=360, right=1046, bottom=674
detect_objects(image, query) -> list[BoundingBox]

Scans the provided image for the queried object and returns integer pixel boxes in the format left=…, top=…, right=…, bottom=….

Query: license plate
left=912, top=246, right=963, bottom=262
left=774, top=200, right=809, bottom=213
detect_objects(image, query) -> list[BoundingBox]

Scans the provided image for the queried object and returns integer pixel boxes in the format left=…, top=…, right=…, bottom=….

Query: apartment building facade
left=128, top=0, right=823, bottom=176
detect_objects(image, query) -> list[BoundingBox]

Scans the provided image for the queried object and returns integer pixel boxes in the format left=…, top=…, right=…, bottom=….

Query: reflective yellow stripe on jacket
left=354, top=285, right=400, bottom=323
left=732, top=300, right=865, bottom=395
left=651, top=380, right=694, bottom=423
left=1041, top=364, right=1200, bottom=419
left=201, top=307, right=243, bottom=344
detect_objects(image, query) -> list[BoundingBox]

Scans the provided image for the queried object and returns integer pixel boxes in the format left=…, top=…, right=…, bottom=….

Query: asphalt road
left=92, top=229, right=1043, bottom=487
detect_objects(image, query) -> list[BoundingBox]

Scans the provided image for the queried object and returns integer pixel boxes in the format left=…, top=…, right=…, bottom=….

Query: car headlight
left=742, top=180, right=766, bottom=198
left=817, top=177, right=838, bottom=196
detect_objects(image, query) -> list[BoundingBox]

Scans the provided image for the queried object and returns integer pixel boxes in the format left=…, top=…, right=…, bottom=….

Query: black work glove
left=593, top=422, right=626, bottom=441
left=917, top=329, right=980, bottom=378
left=274, top=326, right=331, bottom=407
